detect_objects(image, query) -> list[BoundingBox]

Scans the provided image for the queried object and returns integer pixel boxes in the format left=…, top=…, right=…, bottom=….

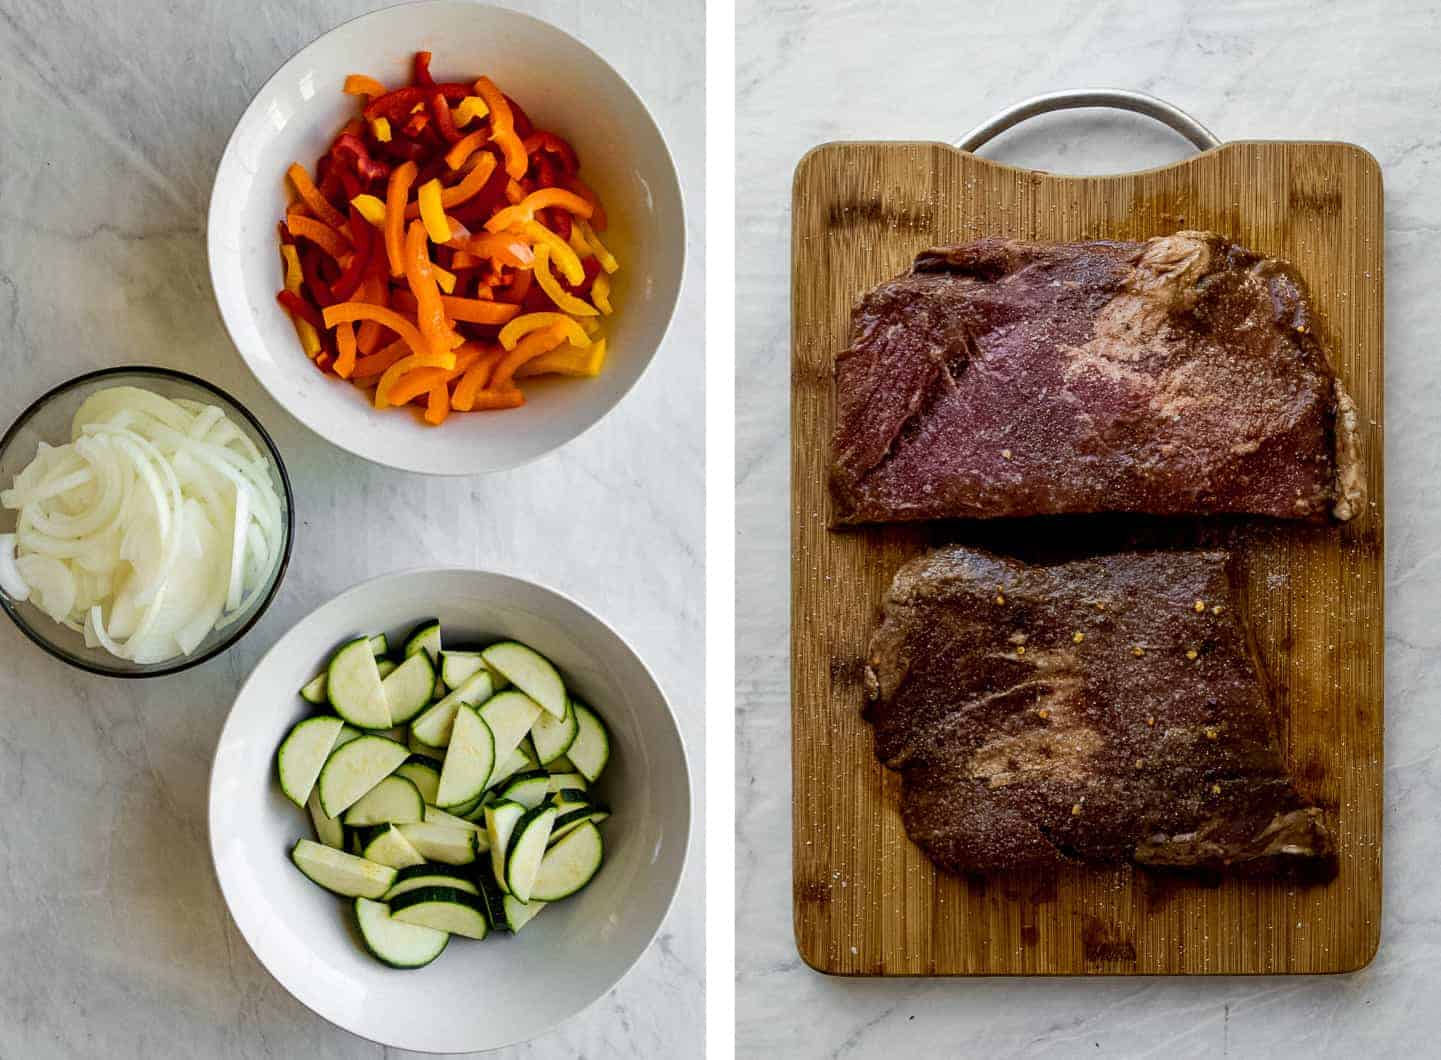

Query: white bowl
left=207, top=2, right=685, bottom=475
left=208, top=568, right=691, bottom=1053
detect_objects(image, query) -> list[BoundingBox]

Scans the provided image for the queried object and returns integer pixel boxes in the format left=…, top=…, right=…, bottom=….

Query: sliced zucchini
left=504, top=804, right=558, bottom=903
left=390, top=886, right=489, bottom=940
left=299, top=672, right=328, bottom=704
left=408, top=730, right=447, bottom=759
left=307, top=787, right=345, bottom=849
left=394, top=757, right=442, bottom=804
left=410, top=670, right=494, bottom=747
left=530, top=698, right=579, bottom=765
left=484, top=800, right=527, bottom=895
left=290, top=838, right=396, bottom=898
left=377, top=725, right=408, bottom=743
left=403, top=620, right=442, bottom=663
left=440, top=650, right=485, bottom=691
left=475, top=871, right=510, bottom=929
left=375, top=658, right=398, bottom=680
left=432, top=672, right=447, bottom=700
left=481, top=641, right=566, bottom=718
left=326, top=637, right=390, bottom=729
left=424, top=804, right=487, bottom=841
left=276, top=716, right=345, bottom=807
left=368, top=633, right=389, bottom=656
left=500, top=770, right=552, bottom=810
left=316, top=735, right=409, bottom=817
left=397, top=821, right=479, bottom=865
left=332, top=724, right=364, bottom=750
left=342, top=774, right=424, bottom=826
left=550, top=800, right=611, bottom=846
left=485, top=748, right=531, bottom=793
left=436, top=704, right=496, bottom=808
left=358, top=823, right=426, bottom=868
left=385, top=863, right=481, bottom=901
left=504, top=893, right=546, bottom=932
left=531, top=820, right=604, bottom=901
left=547, top=754, right=577, bottom=774
left=567, top=701, right=610, bottom=782
left=381, top=652, right=436, bottom=726
left=354, top=897, right=447, bottom=969
left=477, top=691, right=543, bottom=764
left=546, top=772, right=589, bottom=796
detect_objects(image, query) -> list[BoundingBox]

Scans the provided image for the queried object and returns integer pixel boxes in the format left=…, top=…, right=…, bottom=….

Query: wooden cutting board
left=790, top=141, right=1384, bottom=975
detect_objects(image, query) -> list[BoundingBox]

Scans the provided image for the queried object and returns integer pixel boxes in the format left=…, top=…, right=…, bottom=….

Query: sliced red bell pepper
left=524, top=131, right=579, bottom=174
left=298, top=242, right=335, bottom=307
left=331, top=132, right=391, bottom=183
left=429, top=92, right=462, bottom=144
left=413, top=50, right=436, bottom=88
left=276, top=289, right=324, bottom=330
left=329, top=206, right=374, bottom=301
left=364, top=83, right=470, bottom=121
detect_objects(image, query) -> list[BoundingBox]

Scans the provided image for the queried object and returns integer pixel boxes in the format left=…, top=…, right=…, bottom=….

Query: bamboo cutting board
left=790, top=141, right=1384, bottom=975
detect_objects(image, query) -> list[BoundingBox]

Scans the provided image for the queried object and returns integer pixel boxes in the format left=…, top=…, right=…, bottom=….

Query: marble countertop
left=737, top=0, right=1439, bottom=1055
left=0, top=1, right=702, bottom=1057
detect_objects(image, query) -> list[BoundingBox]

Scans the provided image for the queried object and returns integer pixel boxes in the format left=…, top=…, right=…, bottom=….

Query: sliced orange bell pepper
left=374, top=350, right=459, bottom=409
left=533, top=245, right=598, bottom=317
left=499, top=312, right=590, bottom=351
left=333, top=321, right=358, bottom=378
left=343, top=74, right=387, bottom=99
left=454, top=231, right=533, bottom=269
left=450, top=346, right=504, bottom=410
left=384, top=160, right=418, bottom=277
left=386, top=365, right=452, bottom=406
left=504, top=179, right=527, bottom=205
left=490, top=323, right=570, bottom=390
left=287, top=163, right=349, bottom=232
left=445, top=130, right=488, bottom=171
left=484, top=188, right=593, bottom=234
left=403, top=219, right=463, bottom=355
left=424, top=383, right=452, bottom=425
left=432, top=263, right=457, bottom=294
left=323, top=301, right=430, bottom=359
left=438, top=295, right=521, bottom=325
left=350, top=340, right=408, bottom=382
left=403, top=153, right=497, bottom=219
left=474, top=76, right=527, bottom=179
left=286, top=214, right=352, bottom=261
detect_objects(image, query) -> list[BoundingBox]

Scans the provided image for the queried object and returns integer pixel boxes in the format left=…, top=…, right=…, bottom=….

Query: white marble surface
left=0, top=1, right=702, bottom=1056
left=737, top=1, right=1440, bottom=1056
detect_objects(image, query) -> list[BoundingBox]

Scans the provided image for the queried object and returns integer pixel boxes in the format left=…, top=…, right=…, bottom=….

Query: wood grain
left=790, top=141, right=1384, bottom=976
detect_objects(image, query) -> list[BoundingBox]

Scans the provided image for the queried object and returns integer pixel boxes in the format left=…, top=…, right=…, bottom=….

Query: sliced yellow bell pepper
left=498, top=312, right=590, bottom=351
left=279, top=244, right=321, bottom=357
left=520, top=221, right=584, bottom=284
left=371, top=116, right=392, bottom=142
left=453, top=96, right=489, bottom=126
left=533, top=245, right=598, bottom=317
left=516, top=338, right=607, bottom=379
left=591, top=273, right=613, bottom=316
left=350, top=193, right=387, bottom=226
left=417, top=179, right=452, bottom=244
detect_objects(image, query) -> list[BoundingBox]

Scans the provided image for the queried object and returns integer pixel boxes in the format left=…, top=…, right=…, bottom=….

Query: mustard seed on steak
left=831, top=232, right=1364, bottom=525
left=863, top=545, right=1336, bottom=879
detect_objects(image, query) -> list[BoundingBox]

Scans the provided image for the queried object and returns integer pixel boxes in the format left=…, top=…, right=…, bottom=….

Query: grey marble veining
left=0, top=1, right=703, bottom=1057
left=737, top=1, right=1440, bottom=1056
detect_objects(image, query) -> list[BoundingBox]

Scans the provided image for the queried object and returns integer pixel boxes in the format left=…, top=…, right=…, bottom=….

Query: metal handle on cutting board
left=956, top=90, right=1221, bottom=154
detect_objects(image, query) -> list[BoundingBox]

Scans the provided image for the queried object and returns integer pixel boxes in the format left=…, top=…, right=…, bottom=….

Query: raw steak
left=831, top=232, right=1364, bottom=524
left=863, top=544, right=1336, bottom=879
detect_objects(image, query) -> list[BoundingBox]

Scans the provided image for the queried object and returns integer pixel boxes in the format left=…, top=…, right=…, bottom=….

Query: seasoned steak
left=863, top=545, right=1336, bottom=879
left=831, top=232, right=1364, bottom=525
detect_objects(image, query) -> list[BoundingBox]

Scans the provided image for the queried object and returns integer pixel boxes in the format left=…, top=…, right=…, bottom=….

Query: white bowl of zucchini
left=208, top=568, right=690, bottom=1053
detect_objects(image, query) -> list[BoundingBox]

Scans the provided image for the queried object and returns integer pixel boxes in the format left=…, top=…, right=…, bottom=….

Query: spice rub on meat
left=831, top=232, right=1365, bottom=525
left=863, top=545, right=1336, bottom=879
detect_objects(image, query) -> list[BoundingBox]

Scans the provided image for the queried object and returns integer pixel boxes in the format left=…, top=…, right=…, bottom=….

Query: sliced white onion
left=0, top=534, right=29, bottom=600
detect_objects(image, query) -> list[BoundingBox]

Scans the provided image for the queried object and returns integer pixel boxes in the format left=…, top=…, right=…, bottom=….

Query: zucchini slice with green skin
left=481, top=641, right=566, bottom=718
left=393, top=758, right=442, bottom=804
left=484, top=800, right=527, bottom=896
left=439, top=650, right=485, bottom=691
left=307, top=787, right=345, bottom=849
left=380, top=652, right=436, bottom=726
left=291, top=838, right=396, bottom=898
left=504, top=804, right=558, bottom=902
left=504, top=893, right=546, bottom=932
left=397, top=821, right=480, bottom=865
left=550, top=803, right=612, bottom=846
left=408, top=730, right=447, bottom=759
left=354, top=897, right=447, bottom=969
left=332, top=724, right=364, bottom=750
left=567, top=701, right=611, bottom=782
left=403, top=620, right=442, bottom=663
left=276, top=716, right=345, bottom=807
left=475, top=871, right=510, bottom=929
left=545, top=772, right=589, bottom=796
left=357, top=823, right=426, bottom=868
left=477, top=690, right=543, bottom=765
left=546, top=754, right=578, bottom=774
left=436, top=704, right=496, bottom=808
left=484, top=748, right=531, bottom=793
left=326, top=637, right=391, bottom=729
left=368, top=634, right=389, bottom=657
left=530, top=698, right=579, bottom=765
left=375, top=658, right=398, bottom=680
left=432, top=672, right=447, bottom=700
left=409, top=670, right=494, bottom=747
left=316, top=735, right=410, bottom=817
left=342, top=774, right=424, bottom=826
left=299, top=672, right=328, bottom=704
left=499, top=770, right=552, bottom=810
left=531, top=820, right=604, bottom=901
left=423, top=804, right=487, bottom=839
left=390, top=886, right=490, bottom=940
left=385, top=863, right=482, bottom=900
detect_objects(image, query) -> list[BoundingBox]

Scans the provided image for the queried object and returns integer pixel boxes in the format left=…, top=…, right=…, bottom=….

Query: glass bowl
left=0, top=366, right=294, bottom=677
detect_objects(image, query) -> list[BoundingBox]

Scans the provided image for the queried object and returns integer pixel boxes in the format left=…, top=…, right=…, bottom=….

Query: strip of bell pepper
left=413, top=50, right=435, bottom=88
left=417, top=179, right=452, bottom=243
left=298, top=242, right=336, bottom=306
left=403, top=153, right=497, bottom=219
left=286, top=214, right=352, bottom=260
left=450, top=346, right=507, bottom=410
left=344, top=74, right=387, bottom=98
left=371, top=117, right=392, bottom=142
left=287, top=163, right=349, bottom=231
left=331, top=133, right=390, bottom=183
left=431, top=263, right=457, bottom=294
left=438, top=294, right=521, bottom=325
left=373, top=350, right=458, bottom=409
left=489, top=324, right=570, bottom=390
left=474, top=76, right=527, bottom=179
left=494, top=265, right=533, bottom=305
left=533, top=245, right=598, bottom=316
left=384, top=160, right=418, bottom=277
left=484, top=187, right=593, bottom=234
left=355, top=254, right=390, bottom=354
left=386, top=365, right=452, bottom=406
left=453, top=96, right=489, bottom=126
left=322, top=302, right=431, bottom=359
left=523, top=131, right=580, bottom=174
left=424, top=383, right=452, bottom=425
left=428, top=92, right=462, bottom=144
left=591, top=273, right=613, bottom=316
left=516, top=337, right=607, bottom=378
left=333, top=322, right=358, bottom=378
left=576, top=219, right=619, bottom=273
left=444, top=130, right=488, bottom=170
left=364, top=83, right=470, bottom=121
left=453, top=231, right=533, bottom=269
left=544, top=206, right=573, bottom=241
left=276, top=289, right=324, bottom=330
left=350, top=339, right=408, bottom=381
left=328, top=207, right=374, bottom=302
left=564, top=174, right=607, bottom=231
left=520, top=222, right=585, bottom=284
left=403, top=219, right=464, bottom=355
left=499, top=312, right=589, bottom=350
